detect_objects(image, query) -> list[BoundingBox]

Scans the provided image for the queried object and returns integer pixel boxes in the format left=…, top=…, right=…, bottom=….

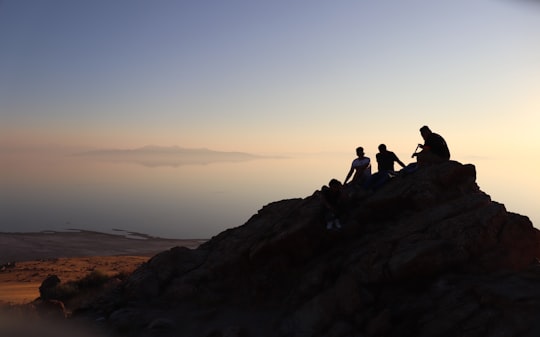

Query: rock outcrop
left=81, top=161, right=540, bottom=337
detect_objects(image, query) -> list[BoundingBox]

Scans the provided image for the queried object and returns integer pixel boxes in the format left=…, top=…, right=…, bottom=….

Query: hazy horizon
left=2, top=148, right=539, bottom=239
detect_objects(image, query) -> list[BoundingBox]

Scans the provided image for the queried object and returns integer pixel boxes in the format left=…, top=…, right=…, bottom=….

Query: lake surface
left=1, top=152, right=538, bottom=239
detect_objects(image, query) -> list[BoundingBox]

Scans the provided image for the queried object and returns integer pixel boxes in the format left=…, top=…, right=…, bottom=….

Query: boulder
left=39, top=275, right=61, bottom=300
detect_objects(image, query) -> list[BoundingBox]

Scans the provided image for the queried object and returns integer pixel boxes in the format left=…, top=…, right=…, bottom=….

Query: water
left=1, top=152, right=348, bottom=238
left=1, top=152, right=538, bottom=239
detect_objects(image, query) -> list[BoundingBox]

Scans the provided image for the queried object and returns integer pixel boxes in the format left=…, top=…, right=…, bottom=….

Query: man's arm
left=393, top=153, right=406, bottom=168
left=344, top=167, right=354, bottom=184
left=413, top=143, right=430, bottom=157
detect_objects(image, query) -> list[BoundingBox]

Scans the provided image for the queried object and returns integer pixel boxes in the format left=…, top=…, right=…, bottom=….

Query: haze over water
left=2, top=149, right=538, bottom=239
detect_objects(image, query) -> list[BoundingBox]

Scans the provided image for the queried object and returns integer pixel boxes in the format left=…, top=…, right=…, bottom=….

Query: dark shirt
left=425, top=133, right=450, bottom=160
left=376, top=151, right=400, bottom=172
left=321, top=186, right=341, bottom=208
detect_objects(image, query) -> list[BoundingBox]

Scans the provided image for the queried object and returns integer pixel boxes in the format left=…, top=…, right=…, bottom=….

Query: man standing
left=344, top=146, right=371, bottom=186
left=413, top=125, right=450, bottom=165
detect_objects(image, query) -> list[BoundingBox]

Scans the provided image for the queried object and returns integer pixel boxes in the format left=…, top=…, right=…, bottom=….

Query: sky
left=1, top=0, right=539, bottom=159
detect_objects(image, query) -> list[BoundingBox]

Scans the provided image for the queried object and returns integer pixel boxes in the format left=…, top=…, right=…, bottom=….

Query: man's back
left=426, top=133, right=450, bottom=160
left=376, top=151, right=398, bottom=172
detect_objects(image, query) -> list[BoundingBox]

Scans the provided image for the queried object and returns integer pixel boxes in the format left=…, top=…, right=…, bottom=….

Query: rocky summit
left=79, top=161, right=540, bottom=337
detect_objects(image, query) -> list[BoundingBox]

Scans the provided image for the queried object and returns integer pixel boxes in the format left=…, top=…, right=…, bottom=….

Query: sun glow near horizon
left=1, top=1, right=539, bottom=234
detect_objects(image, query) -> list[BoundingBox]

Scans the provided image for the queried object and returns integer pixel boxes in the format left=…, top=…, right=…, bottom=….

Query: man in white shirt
left=344, top=146, right=371, bottom=187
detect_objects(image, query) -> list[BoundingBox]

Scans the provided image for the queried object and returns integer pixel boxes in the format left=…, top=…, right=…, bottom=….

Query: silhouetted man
left=376, top=144, right=405, bottom=173
left=344, top=146, right=371, bottom=186
left=365, top=144, right=407, bottom=190
left=319, top=179, right=348, bottom=230
left=412, top=125, right=450, bottom=165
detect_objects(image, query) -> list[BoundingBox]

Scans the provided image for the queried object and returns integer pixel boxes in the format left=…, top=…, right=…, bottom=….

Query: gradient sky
left=1, top=0, right=539, bottom=158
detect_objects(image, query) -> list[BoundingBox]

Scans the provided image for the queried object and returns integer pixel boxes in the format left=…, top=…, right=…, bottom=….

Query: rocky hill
left=77, top=161, right=540, bottom=337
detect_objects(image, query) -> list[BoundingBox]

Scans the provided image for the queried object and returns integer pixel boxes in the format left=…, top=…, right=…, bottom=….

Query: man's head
left=420, top=125, right=432, bottom=139
left=328, top=179, right=342, bottom=191
left=356, top=147, right=364, bottom=157
left=378, top=144, right=387, bottom=152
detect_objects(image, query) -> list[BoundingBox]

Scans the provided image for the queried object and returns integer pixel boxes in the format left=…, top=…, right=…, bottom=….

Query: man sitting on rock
left=367, top=144, right=407, bottom=190
left=318, top=179, right=348, bottom=230
left=412, top=125, right=450, bottom=166
left=377, top=144, right=406, bottom=173
left=344, top=146, right=371, bottom=188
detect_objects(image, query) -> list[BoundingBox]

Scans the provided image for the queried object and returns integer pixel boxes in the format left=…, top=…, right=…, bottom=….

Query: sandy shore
left=0, top=230, right=206, bottom=304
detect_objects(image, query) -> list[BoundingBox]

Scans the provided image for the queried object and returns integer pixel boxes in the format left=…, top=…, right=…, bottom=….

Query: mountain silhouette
left=32, top=161, right=540, bottom=336
left=72, top=145, right=266, bottom=167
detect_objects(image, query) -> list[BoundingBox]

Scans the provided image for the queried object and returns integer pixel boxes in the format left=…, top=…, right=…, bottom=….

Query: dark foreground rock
left=76, top=161, right=540, bottom=337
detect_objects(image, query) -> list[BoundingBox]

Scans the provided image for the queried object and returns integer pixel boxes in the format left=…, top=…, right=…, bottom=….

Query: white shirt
left=351, top=157, right=371, bottom=181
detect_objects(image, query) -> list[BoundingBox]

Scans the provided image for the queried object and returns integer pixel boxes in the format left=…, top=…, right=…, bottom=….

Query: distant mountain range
left=72, top=146, right=266, bottom=167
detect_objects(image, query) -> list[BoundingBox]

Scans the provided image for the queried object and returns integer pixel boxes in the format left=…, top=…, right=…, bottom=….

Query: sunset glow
left=1, top=1, right=539, bottom=237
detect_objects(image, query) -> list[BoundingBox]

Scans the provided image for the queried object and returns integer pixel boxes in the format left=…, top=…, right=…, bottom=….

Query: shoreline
left=0, top=230, right=206, bottom=265
left=0, top=230, right=207, bottom=304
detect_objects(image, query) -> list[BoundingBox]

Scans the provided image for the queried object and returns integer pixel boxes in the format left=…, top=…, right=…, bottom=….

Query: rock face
left=84, top=161, right=540, bottom=337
